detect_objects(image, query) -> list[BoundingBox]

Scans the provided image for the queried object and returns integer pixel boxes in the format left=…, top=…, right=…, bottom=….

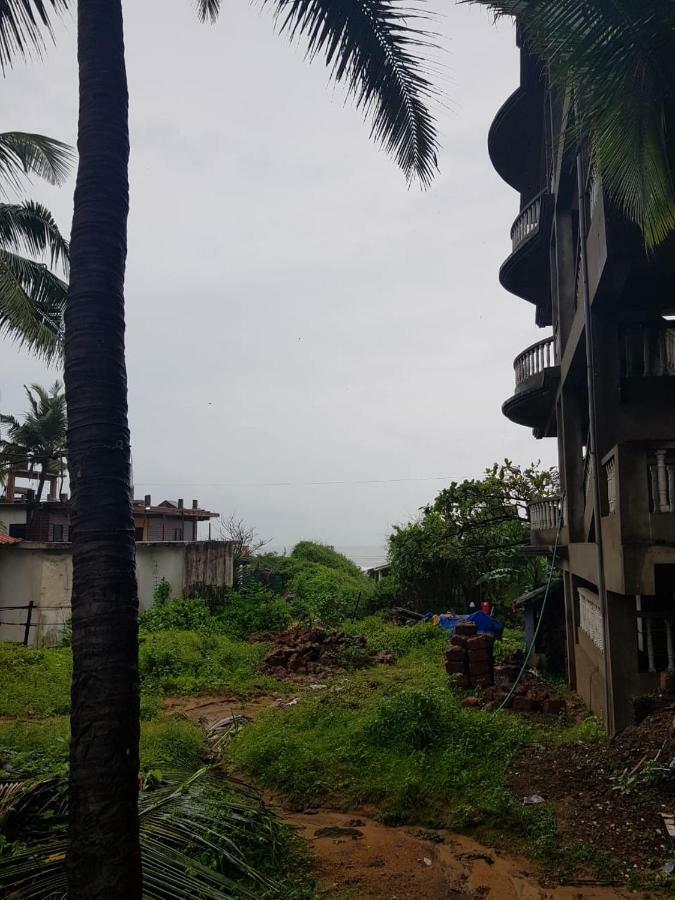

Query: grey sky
left=0, top=1, right=555, bottom=561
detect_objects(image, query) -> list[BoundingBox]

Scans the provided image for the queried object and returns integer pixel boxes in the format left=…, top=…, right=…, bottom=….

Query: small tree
left=218, top=513, right=270, bottom=563
left=389, top=460, right=559, bottom=611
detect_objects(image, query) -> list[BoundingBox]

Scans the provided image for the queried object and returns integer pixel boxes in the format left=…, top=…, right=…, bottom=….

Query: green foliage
left=0, top=715, right=204, bottom=779
left=229, top=654, right=532, bottom=830
left=215, top=585, right=293, bottom=639
left=342, top=615, right=447, bottom=662
left=140, top=718, right=206, bottom=772
left=152, top=576, right=172, bottom=606
left=0, top=381, right=67, bottom=494
left=140, top=589, right=293, bottom=640
left=389, top=461, right=558, bottom=611
left=494, top=627, right=524, bottom=664
left=0, top=716, right=69, bottom=778
left=257, top=542, right=376, bottom=627
left=140, top=597, right=212, bottom=633
left=139, top=630, right=280, bottom=697
left=0, top=642, right=71, bottom=717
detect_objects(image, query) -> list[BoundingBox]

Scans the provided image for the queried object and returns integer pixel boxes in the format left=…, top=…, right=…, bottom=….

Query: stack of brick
left=444, top=621, right=494, bottom=688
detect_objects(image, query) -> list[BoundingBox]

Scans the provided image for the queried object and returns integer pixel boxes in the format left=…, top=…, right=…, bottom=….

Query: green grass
left=0, top=715, right=206, bottom=779
left=229, top=653, right=533, bottom=831
left=139, top=630, right=282, bottom=697
left=342, top=615, right=447, bottom=661
left=0, top=642, right=71, bottom=717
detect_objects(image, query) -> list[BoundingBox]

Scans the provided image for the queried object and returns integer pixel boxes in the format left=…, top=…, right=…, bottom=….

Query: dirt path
left=164, top=693, right=640, bottom=900
left=278, top=807, right=635, bottom=900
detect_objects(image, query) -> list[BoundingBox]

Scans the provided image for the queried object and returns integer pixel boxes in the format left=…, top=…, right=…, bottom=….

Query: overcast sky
left=0, top=1, right=555, bottom=565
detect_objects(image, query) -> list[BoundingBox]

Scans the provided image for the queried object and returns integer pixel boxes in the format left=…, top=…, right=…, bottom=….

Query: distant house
left=366, top=563, right=391, bottom=583
left=132, top=495, right=219, bottom=542
left=1, top=474, right=218, bottom=543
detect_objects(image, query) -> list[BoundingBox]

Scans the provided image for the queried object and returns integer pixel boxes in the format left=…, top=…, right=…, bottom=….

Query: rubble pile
left=255, top=627, right=396, bottom=677
left=481, top=664, right=566, bottom=714
left=444, top=621, right=494, bottom=688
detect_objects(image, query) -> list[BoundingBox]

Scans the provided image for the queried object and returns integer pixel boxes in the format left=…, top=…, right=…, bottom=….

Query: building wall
left=0, top=540, right=236, bottom=647
left=0, top=507, right=29, bottom=534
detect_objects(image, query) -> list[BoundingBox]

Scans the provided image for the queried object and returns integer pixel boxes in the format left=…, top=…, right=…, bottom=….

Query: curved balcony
left=488, top=79, right=544, bottom=194
left=499, top=191, right=553, bottom=321
left=502, top=336, right=559, bottom=437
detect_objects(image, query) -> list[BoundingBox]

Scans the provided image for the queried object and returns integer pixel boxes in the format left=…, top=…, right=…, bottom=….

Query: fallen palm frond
left=0, top=767, right=292, bottom=899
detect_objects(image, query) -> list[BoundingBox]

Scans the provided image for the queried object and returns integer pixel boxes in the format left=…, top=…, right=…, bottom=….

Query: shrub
left=342, top=615, right=447, bottom=661
left=153, top=576, right=172, bottom=605
left=213, top=585, right=293, bottom=639
left=140, top=598, right=212, bottom=633
left=139, top=630, right=280, bottom=696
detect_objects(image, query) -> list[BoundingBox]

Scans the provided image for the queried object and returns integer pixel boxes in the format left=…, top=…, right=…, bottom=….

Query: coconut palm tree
left=0, top=131, right=72, bottom=360
left=0, top=1, right=439, bottom=896
left=0, top=381, right=67, bottom=503
left=472, top=0, right=675, bottom=248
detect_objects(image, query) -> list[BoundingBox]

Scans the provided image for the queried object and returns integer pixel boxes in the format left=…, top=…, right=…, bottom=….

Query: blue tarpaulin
left=421, top=610, right=504, bottom=640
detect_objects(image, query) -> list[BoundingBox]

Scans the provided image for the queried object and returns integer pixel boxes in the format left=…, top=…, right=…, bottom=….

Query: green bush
left=139, top=630, right=280, bottom=696
left=213, top=585, right=293, bottom=639
left=140, top=598, right=212, bottom=633
left=342, top=615, right=447, bottom=661
left=0, top=643, right=71, bottom=717
left=256, top=542, right=377, bottom=627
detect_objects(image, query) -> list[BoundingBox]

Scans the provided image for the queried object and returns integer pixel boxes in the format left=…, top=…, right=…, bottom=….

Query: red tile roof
left=0, top=533, right=21, bottom=544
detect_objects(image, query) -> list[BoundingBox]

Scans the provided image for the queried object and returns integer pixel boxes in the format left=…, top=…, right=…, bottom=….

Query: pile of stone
left=444, top=620, right=494, bottom=688
left=256, top=627, right=395, bottom=678
left=480, top=664, right=566, bottom=714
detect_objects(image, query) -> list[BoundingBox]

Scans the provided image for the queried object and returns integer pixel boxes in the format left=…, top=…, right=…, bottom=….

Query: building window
left=135, top=527, right=145, bottom=542
left=173, top=528, right=183, bottom=541
left=8, top=524, right=26, bottom=539
left=52, top=524, right=65, bottom=542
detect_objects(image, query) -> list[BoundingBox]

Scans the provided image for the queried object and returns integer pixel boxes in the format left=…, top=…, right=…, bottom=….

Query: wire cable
left=493, top=497, right=564, bottom=715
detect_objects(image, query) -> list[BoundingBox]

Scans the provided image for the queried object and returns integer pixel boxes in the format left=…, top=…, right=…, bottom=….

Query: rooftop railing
left=513, top=336, right=555, bottom=387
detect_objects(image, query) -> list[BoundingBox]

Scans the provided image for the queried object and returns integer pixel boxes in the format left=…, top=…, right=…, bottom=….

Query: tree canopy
left=388, top=460, right=559, bottom=611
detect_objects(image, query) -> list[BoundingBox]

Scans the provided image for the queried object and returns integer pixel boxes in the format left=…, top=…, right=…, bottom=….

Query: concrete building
left=0, top=477, right=218, bottom=543
left=491, top=27, right=675, bottom=732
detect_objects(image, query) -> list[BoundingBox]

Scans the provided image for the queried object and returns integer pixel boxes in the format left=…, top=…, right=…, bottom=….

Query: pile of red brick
left=256, top=627, right=396, bottom=678
left=444, top=620, right=494, bottom=688
left=481, top=664, right=566, bottom=714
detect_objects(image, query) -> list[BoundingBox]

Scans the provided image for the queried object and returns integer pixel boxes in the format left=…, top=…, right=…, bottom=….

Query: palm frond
left=0, top=200, right=69, bottom=271
left=0, top=132, right=73, bottom=191
left=473, top=0, right=675, bottom=246
left=201, top=0, right=439, bottom=185
left=0, top=0, right=69, bottom=70
left=0, top=249, right=65, bottom=361
left=195, top=0, right=220, bottom=23
left=0, top=768, right=293, bottom=900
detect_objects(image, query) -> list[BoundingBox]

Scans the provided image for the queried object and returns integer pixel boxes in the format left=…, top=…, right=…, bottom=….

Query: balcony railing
left=514, top=336, right=554, bottom=387
left=529, top=495, right=563, bottom=531
left=622, top=323, right=675, bottom=377
left=510, top=192, right=544, bottom=252
left=648, top=449, right=675, bottom=513
left=605, top=455, right=617, bottom=514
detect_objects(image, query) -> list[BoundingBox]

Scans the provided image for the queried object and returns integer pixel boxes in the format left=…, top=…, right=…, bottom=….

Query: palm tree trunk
left=64, top=1, right=141, bottom=896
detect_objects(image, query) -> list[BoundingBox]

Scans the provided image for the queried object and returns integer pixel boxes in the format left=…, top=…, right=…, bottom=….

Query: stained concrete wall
left=0, top=540, right=236, bottom=647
